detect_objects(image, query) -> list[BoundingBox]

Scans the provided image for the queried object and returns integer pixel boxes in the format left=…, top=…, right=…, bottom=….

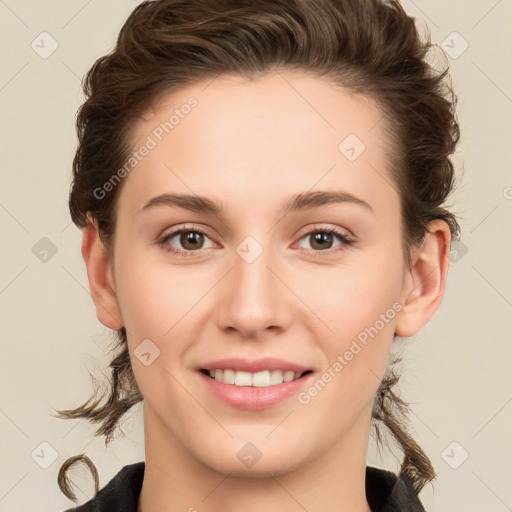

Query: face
left=104, top=71, right=412, bottom=476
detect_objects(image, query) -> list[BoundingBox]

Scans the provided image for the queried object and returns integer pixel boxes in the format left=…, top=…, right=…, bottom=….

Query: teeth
left=252, top=370, right=270, bottom=387
left=283, top=370, right=295, bottom=382
left=206, top=369, right=303, bottom=386
left=269, top=370, right=283, bottom=385
left=234, top=371, right=252, bottom=386
left=223, top=369, right=235, bottom=384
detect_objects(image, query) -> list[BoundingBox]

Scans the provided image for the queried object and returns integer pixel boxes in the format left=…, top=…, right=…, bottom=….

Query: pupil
left=312, top=232, right=332, bottom=250
left=181, top=231, right=203, bottom=250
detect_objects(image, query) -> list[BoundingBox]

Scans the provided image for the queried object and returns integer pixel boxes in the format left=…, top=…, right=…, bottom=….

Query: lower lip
left=199, top=371, right=314, bottom=410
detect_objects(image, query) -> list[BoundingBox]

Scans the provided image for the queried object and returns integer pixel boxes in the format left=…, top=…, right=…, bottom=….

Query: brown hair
left=54, top=0, right=461, bottom=502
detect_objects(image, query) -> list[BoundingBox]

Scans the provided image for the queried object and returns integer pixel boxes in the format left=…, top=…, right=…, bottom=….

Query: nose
left=214, top=245, right=293, bottom=340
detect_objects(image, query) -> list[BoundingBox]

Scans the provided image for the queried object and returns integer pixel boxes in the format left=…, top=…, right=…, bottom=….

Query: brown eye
left=309, top=232, right=335, bottom=250
left=158, top=227, right=215, bottom=256
left=296, top=227, right=354, bottom=254
left=179, top=231, right=205, bottom=250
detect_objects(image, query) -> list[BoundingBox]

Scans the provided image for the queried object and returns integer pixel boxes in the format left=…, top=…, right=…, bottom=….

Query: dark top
left=63, top=462, right=427, bottom=512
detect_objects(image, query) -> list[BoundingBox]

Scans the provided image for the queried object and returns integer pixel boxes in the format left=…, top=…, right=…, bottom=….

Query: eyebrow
left=141, top=190, right=374, bottom=216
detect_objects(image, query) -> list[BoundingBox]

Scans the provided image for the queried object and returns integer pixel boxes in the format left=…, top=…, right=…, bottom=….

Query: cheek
left=299, top=254, right=402, bottom=402
left=115, top=253, right=219, bottom=391
left=302, top=254, right=403, bottom=343
left=116, top=259, right=205, bottom=401
left=299, top=298, right=395, bottom=433
left=115, top=249, right=210, bottom=340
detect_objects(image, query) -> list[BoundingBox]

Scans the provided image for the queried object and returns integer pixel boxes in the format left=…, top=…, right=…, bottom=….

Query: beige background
left=1, top=1, right=511, bottom=510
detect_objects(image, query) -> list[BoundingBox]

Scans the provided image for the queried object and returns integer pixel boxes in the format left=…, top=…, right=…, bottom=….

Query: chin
left=196, top=441, right=311, bottom=478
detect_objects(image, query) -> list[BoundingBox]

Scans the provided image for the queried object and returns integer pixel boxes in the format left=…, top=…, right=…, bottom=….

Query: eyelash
left=156, top=224, right=355, bottom=258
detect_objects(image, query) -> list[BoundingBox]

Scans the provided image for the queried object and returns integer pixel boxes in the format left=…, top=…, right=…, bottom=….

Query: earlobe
left=395, top=220, right=451, bottom=338
left=81, top=215, right=124, bottom=330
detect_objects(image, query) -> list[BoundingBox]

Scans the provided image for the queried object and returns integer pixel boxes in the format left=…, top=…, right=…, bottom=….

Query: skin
left=81, top=70, right=450, bottom=512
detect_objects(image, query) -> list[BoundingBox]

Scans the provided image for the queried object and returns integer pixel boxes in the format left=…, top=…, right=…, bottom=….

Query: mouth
left=197, top=360, right=316, bottom=409
left=196, top=357, right=316, bottom=409
left=199, top=368, right=314, bottom=387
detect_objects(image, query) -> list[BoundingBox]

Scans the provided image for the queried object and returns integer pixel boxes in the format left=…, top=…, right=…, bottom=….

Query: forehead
left=119, top=71, right=398, bottom=219
left=137, top=71, right=387, bottom=143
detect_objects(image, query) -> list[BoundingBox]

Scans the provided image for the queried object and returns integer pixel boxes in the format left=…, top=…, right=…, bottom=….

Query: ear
left=395, top=219, right=452, bottom=338
left=81, top=214, right=124, bottom=330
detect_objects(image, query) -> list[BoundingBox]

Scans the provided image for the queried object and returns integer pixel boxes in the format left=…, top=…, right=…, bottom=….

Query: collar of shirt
left=63, top=461, right=427, bottom=512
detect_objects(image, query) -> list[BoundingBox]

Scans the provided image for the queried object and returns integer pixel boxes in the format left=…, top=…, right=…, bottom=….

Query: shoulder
left=365, top=465, right=427, bottom=512
left=61, top=461, right=145, bottom=512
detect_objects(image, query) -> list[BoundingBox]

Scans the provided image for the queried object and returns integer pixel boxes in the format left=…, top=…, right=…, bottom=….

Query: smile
left=200, top=368, right=313, bottom=387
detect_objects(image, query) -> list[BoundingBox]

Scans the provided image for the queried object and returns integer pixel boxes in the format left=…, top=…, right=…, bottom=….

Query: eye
left=296, top=226, right=354, bottom=254
left=157, top=225, right=216, bottom=256
left=157, top=224, right=355, bottom=258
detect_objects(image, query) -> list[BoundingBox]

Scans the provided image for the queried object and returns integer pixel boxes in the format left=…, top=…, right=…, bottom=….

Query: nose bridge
left=216, top=238, right=291, bottom=337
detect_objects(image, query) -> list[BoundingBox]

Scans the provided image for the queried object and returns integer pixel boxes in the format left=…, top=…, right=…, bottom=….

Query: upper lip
left=199, top=357, right=312, bottom=374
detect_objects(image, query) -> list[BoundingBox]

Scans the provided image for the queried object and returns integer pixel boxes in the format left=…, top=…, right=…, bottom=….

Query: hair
left=54, top=0, right=461, bottom=502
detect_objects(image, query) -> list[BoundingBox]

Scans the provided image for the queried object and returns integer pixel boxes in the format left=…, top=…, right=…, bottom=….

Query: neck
left=138, top=405, right=373, bottom=512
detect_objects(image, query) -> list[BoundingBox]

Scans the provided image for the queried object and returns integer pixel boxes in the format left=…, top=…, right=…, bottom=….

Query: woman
left=55, top=0, right=461, bottom=510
